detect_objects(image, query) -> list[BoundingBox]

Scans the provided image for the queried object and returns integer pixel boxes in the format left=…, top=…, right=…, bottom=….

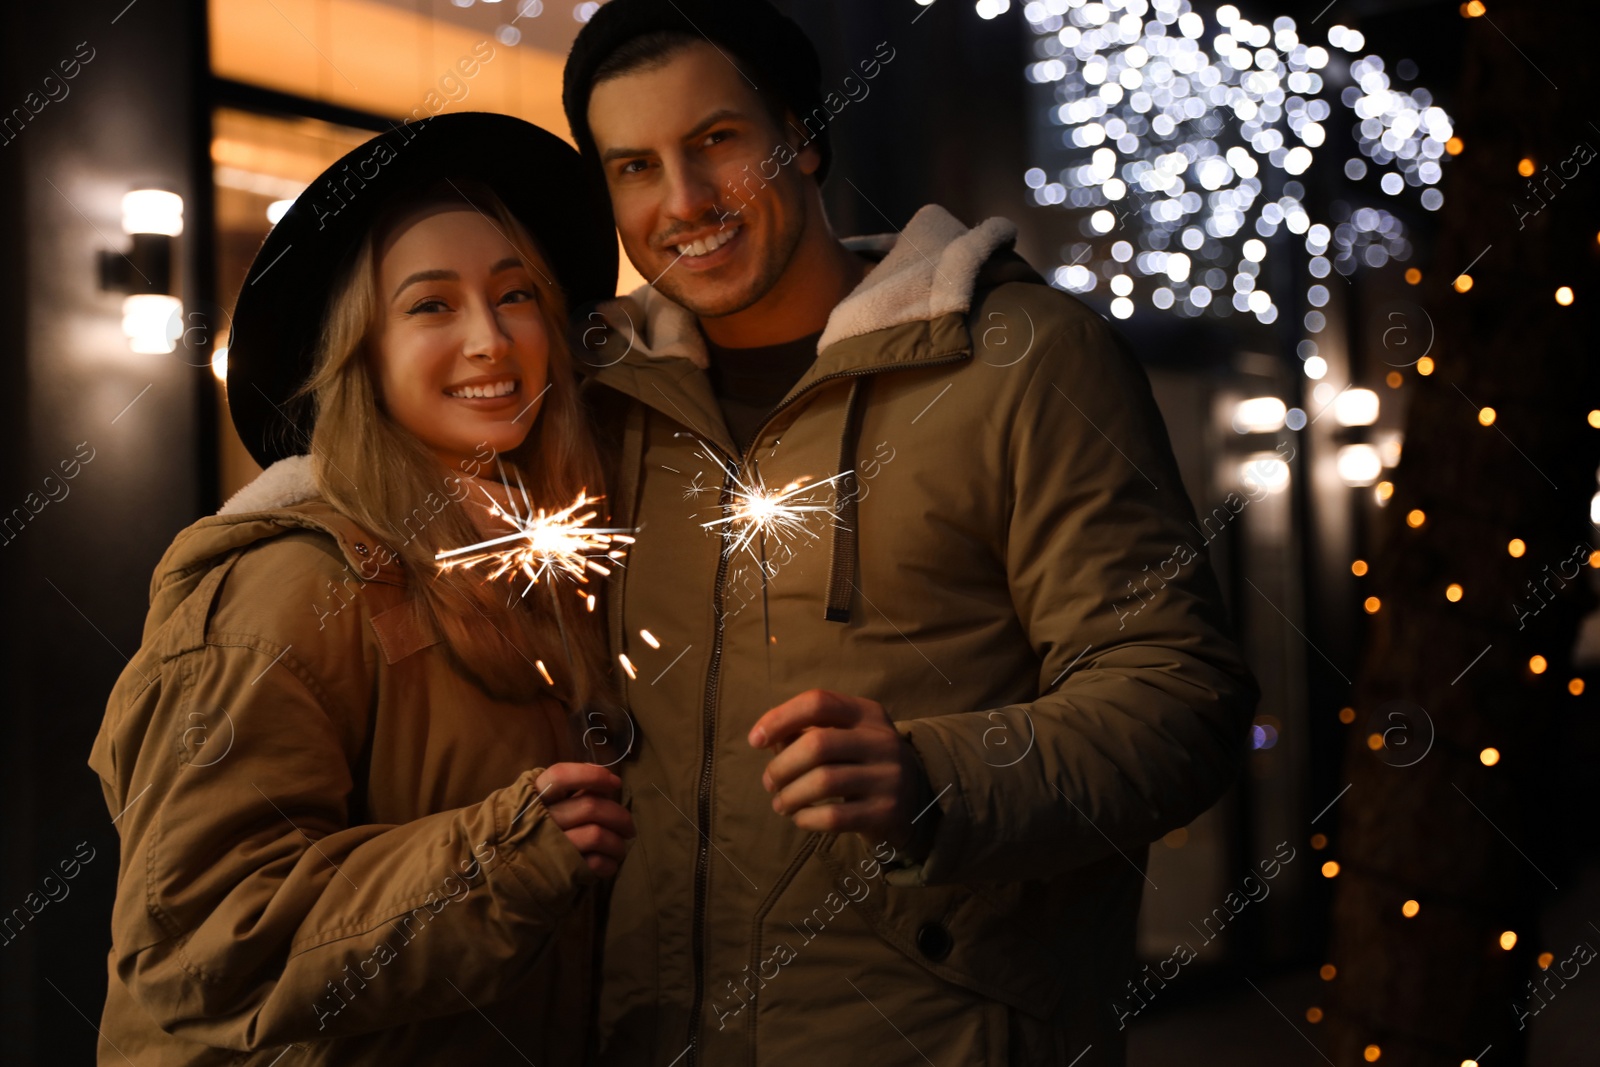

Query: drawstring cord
left=824, top=377, right=873, bottom=623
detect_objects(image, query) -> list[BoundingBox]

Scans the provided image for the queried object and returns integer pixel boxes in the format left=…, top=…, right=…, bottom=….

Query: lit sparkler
left=695, top=446, right=849, bottom=564
left=434, top=466, right=638, bottom=692
left=692, top=444, right=852, bottom=684
left=435, top=467, right=635, bottom=599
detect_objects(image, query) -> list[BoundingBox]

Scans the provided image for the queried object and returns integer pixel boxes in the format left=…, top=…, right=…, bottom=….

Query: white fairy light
left=1020, top=0, right=1452, bottom=344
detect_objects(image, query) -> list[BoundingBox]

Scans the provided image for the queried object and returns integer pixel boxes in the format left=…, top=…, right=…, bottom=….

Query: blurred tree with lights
left=1323, top=4, right=1600, bottom=1065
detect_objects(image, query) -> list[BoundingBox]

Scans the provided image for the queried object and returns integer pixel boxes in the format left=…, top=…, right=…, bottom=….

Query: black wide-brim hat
left=226, top=111, right=617, bottom=469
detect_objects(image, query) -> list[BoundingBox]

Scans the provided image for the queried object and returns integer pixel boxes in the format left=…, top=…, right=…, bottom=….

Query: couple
left=89, top=1, right=1258, bottom=1064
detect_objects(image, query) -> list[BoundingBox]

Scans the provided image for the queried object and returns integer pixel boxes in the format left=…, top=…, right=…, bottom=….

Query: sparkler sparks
left=434, top=468, right=635, bottom=598
left=690, top=445, right=853, bottom=686
left=682, top=470, right=713, bottom=501
left=694, top=446, right=850, bottom=564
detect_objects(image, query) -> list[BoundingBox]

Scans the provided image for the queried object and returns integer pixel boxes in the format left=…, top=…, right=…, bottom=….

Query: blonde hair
left=298, top=183, right=612, bottom=711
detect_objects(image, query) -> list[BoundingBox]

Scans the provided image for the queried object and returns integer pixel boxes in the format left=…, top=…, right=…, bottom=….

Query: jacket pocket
left=750, top=854, right=1011, bottom=1067
left=812, top=834, right=1064, bottom=1022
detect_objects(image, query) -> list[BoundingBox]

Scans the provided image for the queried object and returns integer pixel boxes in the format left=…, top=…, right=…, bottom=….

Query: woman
left=88, top=113, right=633, bottom=1065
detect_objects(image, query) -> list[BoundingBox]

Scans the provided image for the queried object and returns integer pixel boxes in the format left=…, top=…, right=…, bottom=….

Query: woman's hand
left=535, top=763, right=635, bottom=878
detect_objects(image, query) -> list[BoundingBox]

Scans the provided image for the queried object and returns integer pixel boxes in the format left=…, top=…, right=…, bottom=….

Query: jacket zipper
left=680, top=353, right=969, bottom=1063
left=686, top=466, right=734, bottom=1067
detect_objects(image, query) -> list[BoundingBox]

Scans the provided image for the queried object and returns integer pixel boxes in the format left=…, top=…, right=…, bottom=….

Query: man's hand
left=535, top=763, right=636, bottom=878
left=748, top=689, right=929, bottom=850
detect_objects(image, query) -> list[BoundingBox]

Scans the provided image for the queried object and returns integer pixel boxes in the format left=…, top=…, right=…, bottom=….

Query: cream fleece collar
left=218, top=454, right=318, bottom=515
left=597, top=204, right=1018, bottom=369
left=216, top=459, right=527, bottom=532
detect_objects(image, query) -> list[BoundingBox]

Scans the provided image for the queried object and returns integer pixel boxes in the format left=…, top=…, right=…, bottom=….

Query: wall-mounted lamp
left=1216, top=391, right=1295, bottom=497
left=1337, top=443, right=1384, bottom=487
left=1326, top=393, right=1400, bottom=488
left=1240, top=452, right=1292, bottom=494
left=1232, top=396, right=1288, bottom=435
left=122, top=189, right=183, bottom=236
left=1333, top=387, right=1380, bottom=427
left=100, top=189, right=182, bottom=354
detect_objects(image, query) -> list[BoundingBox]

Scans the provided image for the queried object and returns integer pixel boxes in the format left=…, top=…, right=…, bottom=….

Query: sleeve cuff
left=492, top=768, right=599, bottom=911
left=887, top=723, right=960, bottom=885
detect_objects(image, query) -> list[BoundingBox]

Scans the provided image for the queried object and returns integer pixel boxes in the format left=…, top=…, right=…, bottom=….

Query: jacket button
left=353, top=542, right=369, bottom=556
left=915, top=922, right=952, bottom=962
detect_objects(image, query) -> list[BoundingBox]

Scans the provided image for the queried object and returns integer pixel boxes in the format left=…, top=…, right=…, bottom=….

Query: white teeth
left=677, top=225, right=739, bottom=257
left=448, top=380, right=517, bottom=399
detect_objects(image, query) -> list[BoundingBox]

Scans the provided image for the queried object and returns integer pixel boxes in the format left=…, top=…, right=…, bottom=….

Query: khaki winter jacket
left=88, top=458, right=599, bottom=1066
left=578, top=205, right=1259, bottom=1066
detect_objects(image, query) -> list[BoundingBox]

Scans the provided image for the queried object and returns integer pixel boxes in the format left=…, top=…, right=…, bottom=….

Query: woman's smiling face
left=372, top=204, right=550, bottom=471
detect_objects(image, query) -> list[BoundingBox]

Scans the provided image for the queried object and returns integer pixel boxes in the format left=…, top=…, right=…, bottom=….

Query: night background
left=2, top=0, right=1596, bottom=1063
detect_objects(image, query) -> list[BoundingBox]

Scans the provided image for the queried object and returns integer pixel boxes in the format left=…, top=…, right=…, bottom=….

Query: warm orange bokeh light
left=1320, top=963, right=1338, bottom=980
left=1478, top=407, right=1496, bottom=426
left=1338, top=707, right=1357, bottom=724
left=1500, top=930, right=1518, bottom=951
left=1404, top=267, right=1422, bottom=285
left=1402, top=899, right=1420, bottom=918
left=1517, top=157, right=1536, bottom=177
left=1556, top=286, right=1574, bottom=306
left=1454, top=274, right=1474, bottom=293
left=1365, top=1044, right=1383, bottom=1062
left=1417, top=355, right=1435, bottom=376
left=1322, top=861, right=1341, bottom=878
left=1352, top=559, right=1369, bottom=576
left=1460, top=0, right=1486, bottom=16
left=1529, top=655, right=1548, bottom=674
left=1480, top=747, right=1501, bottom=766
left=1508, top=538, right=1526, bottom=557
left=1311, top=833, right=1328, bottom=850
left=1376, top=481, right=1395, bottom=502
left=1364, top=596, right=1382, bottom=614
left=1446, top=136, right=1464, bottom=155
left=1569, top=678, right=1584, bottom=696
left=1406, top=509, right=1426, bottom=528
left=1446, top=583, right=1464, bottom=602
left=1307, top=1007, right=1324, bottom=1023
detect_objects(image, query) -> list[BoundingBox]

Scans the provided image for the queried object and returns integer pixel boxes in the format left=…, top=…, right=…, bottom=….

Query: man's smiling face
left=587, top=40, right=820, bottom=320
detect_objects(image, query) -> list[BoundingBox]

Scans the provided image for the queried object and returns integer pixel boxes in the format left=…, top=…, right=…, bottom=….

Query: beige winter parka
left=578, top=205, right=1260, bottom=1066
left=88, top=458, right=599, bottom=1066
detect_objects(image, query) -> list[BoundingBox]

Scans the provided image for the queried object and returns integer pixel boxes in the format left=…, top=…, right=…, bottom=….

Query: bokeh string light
left=1020, top=0, right=1454, bottom=355
left=1008, top=8, right=1574, bottom=1060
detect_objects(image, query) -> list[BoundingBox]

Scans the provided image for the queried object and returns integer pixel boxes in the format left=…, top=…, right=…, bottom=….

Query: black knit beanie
left=562, top=0, right=831, bottom=181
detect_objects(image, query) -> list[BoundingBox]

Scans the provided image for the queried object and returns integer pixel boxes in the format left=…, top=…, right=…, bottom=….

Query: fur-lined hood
left=216, top=453, right=318, bottom=515
left=143, top=458, right=404, bottom=639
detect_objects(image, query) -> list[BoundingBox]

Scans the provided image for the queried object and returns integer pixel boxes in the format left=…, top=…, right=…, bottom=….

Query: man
left=561, top=2, right=1258, bottom=1064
